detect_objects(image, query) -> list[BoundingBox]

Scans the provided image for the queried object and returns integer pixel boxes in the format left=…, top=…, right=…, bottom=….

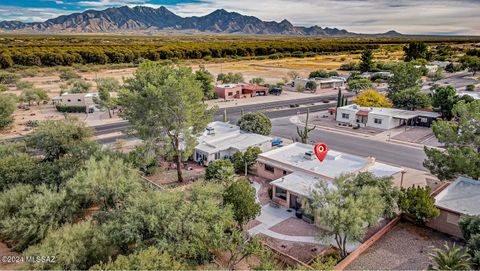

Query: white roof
left=270, top=162, right=402, bottom=197
left=271, top=171, right=334, bottom=197
left=195, top=121, right=272, bottom=154
left=259, top=142, right=401, bottom=180
left=338, top=104, right=440, bottom=119
left=458, top=92, right=480, bottom=100
left=435, top=176, right=480, bottom=215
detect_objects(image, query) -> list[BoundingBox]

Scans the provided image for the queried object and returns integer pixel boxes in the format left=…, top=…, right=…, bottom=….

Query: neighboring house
left=256, top=142, right=403, bottom=210
left=360, top=71, right=393, bottom=79
left=52, top=92, right=99, bottom=107
left=427, top=176, right=480, bottom=239
left=194, top=121, right=272, bottom=165
left=215, top=83, right=269, bottom=99
left=430, top=61, right=450, bottom=68
left=336, top=104, right=441, bottom=129
left=293, top=77, right=346, bottom=91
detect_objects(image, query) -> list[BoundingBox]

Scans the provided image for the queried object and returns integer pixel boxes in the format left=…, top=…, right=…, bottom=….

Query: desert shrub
left=398, top=186, right=439, bottom=223
left=56, top=104, right=87, bottom=113
left=0, top=72, right=19, bottom=85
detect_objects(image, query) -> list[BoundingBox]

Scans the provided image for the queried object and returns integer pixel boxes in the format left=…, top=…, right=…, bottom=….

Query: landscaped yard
left=145, top=161, right=206, bottom=187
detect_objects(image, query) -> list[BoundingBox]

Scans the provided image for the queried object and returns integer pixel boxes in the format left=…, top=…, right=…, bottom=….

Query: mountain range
left=0, top=5, right=402, bottom=36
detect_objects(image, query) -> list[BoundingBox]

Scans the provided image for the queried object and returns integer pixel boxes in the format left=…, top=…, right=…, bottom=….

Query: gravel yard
left=346, top=222, right=461, bottom=270
left=269, top=217, right=324, bottom=237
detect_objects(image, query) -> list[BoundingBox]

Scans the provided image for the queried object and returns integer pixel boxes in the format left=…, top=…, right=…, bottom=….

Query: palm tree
left=430, top=242, right=471, bottom=270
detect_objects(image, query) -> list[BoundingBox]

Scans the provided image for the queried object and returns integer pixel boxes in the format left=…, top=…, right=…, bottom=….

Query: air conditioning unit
left=304, top=151, right=314, bottom=160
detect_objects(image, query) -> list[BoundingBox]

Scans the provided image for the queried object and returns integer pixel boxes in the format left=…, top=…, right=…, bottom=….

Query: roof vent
left=206, top=127, right=215, bottom=135
left=304, top=151, right=315, bottom=160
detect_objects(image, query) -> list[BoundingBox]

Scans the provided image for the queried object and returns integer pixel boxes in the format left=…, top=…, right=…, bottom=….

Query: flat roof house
left=194, top=121, right=273, bottom=165
left=336, top=104, right=441, bottom=129
left=52, top=92, right=99, bottom=107
left=215, top=83, right=269, bottom=100
left=256, top=142, right=403, bottom=210
left=293, top=77, right=346, bottom=92
left=427, top=176, right=480, bottom=238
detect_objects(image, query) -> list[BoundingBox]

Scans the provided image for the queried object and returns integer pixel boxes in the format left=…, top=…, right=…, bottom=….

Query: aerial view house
left=194, top=121, right=272, bottom=165
left=293, top=77, right=346, bottom=91
left=52, top=92, right=99, bottom=107
left=427, top=176, right=480, bottom=238
left=336, top=104, right=441, bottom=129
left=214, top=83, right=269, bottom=99
left=256, top=142, right=403, bottom=210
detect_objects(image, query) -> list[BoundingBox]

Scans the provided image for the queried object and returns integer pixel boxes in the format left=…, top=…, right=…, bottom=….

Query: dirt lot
left=346, top=222, right=461, bottom=270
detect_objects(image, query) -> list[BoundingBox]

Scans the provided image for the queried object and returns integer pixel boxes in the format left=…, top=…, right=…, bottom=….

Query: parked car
left=272, top=138, right=283, bottom=146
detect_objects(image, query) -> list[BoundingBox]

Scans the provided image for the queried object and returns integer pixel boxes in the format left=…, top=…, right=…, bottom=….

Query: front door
left=289, top=194, right=302, bottom=210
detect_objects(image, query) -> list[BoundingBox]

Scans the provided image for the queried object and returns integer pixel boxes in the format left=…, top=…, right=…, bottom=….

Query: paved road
left=271, top=117, right=428, bottom=170
left=91, top=93, right=352, bottom=137
left=422, top=71, right=478, bottom=91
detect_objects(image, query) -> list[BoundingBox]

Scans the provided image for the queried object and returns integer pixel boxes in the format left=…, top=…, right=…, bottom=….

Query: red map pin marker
left=314, top=143, right=329, bottom=162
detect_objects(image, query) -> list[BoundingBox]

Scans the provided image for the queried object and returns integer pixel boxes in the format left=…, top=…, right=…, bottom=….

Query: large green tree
left=387, top=63, right=423, bottom=98
left=403, top=42, right=428, bottom=62
left=195, top=68, right=215, bottom=99
left=26, top=118, right=94, bottom=161
left=359, top=49, right=374, bottom=73
left=237, top=112, right=272, bottom=136
left=223, top=178, right=261, bottom=227
left=120, top=62, right=215, bottom=182
left=424, top=100, right=480, bottom=180
left=217, top=72, right=244, bottom=84
left=391, top=87, right=431, bottom=110
left=432, top=86, right=458, bottom=119
left=309, top=174, right=385, bottom=257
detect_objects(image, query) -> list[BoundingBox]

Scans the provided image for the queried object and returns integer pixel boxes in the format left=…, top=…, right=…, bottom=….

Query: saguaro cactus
left=297, top=108, right=316, bottom=144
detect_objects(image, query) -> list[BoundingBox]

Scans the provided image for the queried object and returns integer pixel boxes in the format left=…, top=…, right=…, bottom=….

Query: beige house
left=427, top=176, right=480, bottom=238
left=293, top=77, right=345, bottom=92
left=256, top=142, right=403, bottom=211
left=52, top=92, right=99, bottom=107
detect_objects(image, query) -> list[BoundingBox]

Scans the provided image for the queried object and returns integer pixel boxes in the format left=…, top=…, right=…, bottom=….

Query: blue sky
left=0, top=0, right=479, bottom=35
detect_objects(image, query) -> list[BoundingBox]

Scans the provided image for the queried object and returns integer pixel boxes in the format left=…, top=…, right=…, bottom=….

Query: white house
left=293, top=77, right=346, bottom=91
left=458, top=91, right=480, bottom=100
left=336, top=104, right=441, bottom=129
left=193, top=121, right=272, bottom=165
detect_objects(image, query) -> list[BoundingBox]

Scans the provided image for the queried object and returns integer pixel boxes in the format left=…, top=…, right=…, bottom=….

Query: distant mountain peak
left=0, top=5, right=402, bottom=36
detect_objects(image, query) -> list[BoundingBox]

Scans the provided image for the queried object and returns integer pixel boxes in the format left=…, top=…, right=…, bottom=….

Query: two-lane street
left=271, top=117, right=427, bottom=170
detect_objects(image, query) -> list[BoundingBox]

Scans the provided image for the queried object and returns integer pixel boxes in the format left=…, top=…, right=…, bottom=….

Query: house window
left=236, top=91, right=240, bottom=94
left=275, top=187, right=287, bottom=200
left=265, top=164, right=275, bottom=173
left=341, top=113, right=349, bottom=119
left=67, top=99, right=71, bottom=102
left=283, top=170, right=288, bottom=175
left=214, top=152, right=220, bottom=160
left=228, top=92, right=233, bottom=96
left=374, top=118, right=382, bottom=124
left=77, top=99, right=82, bottom=102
